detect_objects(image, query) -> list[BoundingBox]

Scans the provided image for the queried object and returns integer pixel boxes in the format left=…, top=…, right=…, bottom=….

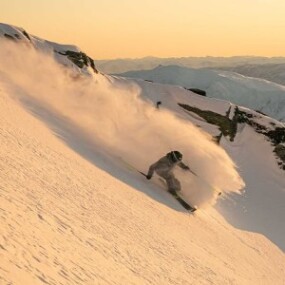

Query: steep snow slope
left=118, top=65, right=285, bottom=122
left=112, top=77, right=285, bottom=251
left=0, top=24, right=285, bottom=284
left=0, top=54, right=284, bottom=285
left=0, top=40, right=243, bottom=207
left=218, top=126, right=285, bottom=251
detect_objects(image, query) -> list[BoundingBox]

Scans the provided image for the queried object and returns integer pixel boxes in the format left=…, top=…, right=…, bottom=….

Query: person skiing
left=146, top=151, right=190, bottom=195
left=156, top=101, right=162, bottom=109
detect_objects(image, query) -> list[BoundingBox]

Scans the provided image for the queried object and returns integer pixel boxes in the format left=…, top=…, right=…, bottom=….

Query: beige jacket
left=147, top=155, right=189, bottom=179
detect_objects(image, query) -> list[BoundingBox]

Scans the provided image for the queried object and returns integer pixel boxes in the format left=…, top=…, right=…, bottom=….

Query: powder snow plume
left=0, top=40, right=244, bottom=207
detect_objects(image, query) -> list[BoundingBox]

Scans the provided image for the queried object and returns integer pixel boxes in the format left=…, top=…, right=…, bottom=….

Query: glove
left=146, top=174, right=152, bottom=180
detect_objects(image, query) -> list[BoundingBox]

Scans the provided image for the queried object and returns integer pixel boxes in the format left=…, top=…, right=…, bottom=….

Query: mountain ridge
left=95, top=56, right=285, bottom=74
left=0, top=23, right=98, bottom=75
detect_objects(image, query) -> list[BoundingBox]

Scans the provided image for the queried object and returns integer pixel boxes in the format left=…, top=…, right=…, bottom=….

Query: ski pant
left=158, top=173, right=181, bottom=193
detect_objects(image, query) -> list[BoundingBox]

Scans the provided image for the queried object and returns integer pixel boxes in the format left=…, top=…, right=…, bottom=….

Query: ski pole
left=188, top=168, right=197, bottom=176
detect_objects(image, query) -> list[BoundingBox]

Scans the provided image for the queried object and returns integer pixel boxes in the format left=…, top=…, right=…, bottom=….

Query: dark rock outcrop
left=57, top=50, right=98, bottom=73
left=179, top=103, right=285, bottom=170
left=186, top=88, right=207, bottom=96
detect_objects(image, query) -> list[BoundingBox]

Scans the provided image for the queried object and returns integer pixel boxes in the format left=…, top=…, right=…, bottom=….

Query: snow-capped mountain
left=216, top=63, right=285, bottom=86
left=118, top=65, right=285, bottom=122
left=95, top=56, right=285, bottom=74
left=0, top=24, right=285, bottom=284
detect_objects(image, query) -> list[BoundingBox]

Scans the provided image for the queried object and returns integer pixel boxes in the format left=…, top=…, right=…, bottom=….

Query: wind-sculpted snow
left=0, top=40, right=244, bottom=207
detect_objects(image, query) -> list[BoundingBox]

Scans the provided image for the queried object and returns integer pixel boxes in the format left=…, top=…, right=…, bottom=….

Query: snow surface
left=218, top=126, right=285, bottom=252
left=0, top=23, right=95, bottom=76
left=112, top=77, right=285, bottom=252
left=216, top=63, right=285, bottom=86
left=0, top=29, right=285, bottom=284
left=119, top=65, right=285, bottom=122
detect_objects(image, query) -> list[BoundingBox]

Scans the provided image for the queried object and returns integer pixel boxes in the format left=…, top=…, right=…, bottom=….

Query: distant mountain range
left=95, top=56, right=285, bottom=74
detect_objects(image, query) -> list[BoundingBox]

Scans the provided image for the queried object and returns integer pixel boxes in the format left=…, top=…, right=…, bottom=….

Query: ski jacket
left=147, top=154, right=189, bottom=179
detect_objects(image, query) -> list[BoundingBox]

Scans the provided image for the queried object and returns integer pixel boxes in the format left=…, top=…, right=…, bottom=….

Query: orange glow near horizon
left=1, top=0, right=285, bottom=59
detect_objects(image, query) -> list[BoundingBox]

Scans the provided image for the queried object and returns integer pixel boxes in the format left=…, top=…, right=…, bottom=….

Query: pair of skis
left=138, top=171, right=197, bottom=212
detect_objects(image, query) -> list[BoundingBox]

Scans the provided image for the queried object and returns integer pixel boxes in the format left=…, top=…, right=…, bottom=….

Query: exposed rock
left=179, top=103, right=285, bottom=170
left=57, top=50, right=98, bottom=74
left=22, top=30, right=31, bottom=41
left=4, top=33, right=17, bottom=41
left=186, top=88, right=207, bottom=96
left=178, top=103, right=235, bottom=141
left=0, top=24, right=98, bottom=75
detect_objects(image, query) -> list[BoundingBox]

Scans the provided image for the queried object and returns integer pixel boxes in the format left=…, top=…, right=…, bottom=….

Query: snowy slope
left=0, top=46, right=284, bottom=285
left=111, top=77, right=285, bottom=251
left=118, top=65, right=285, bottom=122
left=0, top=39, right=243, bottom=207
left=216, top=63, right=285, bottom=86
left=0, top=23, right=98, bottom=76
left=218, top=126, right=285, bottom=252
left=0, top=24, right=285, bottom=284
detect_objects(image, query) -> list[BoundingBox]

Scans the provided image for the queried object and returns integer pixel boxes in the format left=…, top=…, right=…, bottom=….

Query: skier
left=146, top=151, right=190, bottom=195
left=156, top=101, right=162, bottom=109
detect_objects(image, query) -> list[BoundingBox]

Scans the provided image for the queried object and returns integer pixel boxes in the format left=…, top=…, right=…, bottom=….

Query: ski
left=169, top=192, right=197, bottom=212
left=138, top=171, right=197, bottom=212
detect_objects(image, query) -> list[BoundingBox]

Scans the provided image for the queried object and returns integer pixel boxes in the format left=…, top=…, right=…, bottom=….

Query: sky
left=1, top=0, right=285, bottom=59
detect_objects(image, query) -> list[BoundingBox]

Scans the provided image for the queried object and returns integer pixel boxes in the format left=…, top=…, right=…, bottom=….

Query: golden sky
left=2, top=0, right=285, bottom=59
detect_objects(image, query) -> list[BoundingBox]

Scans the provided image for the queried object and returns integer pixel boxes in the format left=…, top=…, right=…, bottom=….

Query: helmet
left=168, top=151, right=183, bottom=163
